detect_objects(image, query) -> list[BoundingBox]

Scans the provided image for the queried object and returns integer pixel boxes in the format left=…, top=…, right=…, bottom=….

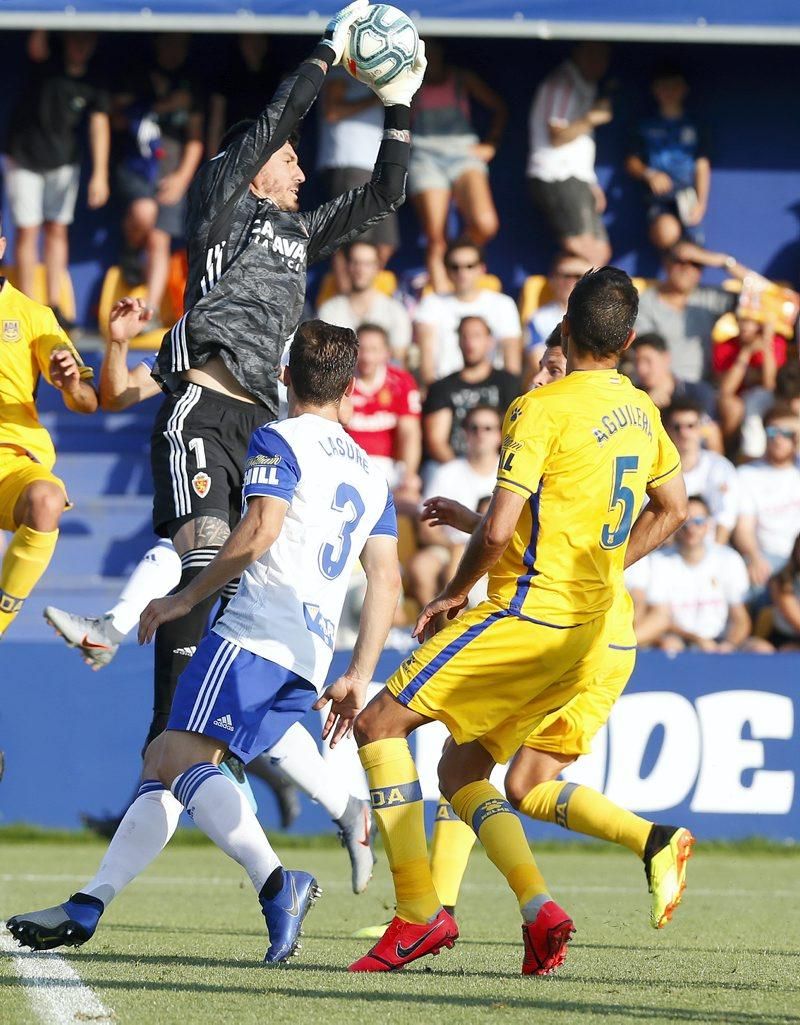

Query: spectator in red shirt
left=345, top=323, right=422, bottom=505
left=716, top=316, right=788, bottom=456
left=713, top=316, right=787, bottom=380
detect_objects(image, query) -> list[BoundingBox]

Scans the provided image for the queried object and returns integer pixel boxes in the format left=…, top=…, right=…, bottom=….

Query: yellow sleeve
left=496, top=394, right=558, bottom=499
left=33, top=310, right=94, bottom=385
left=648, top=413, right=681, bottom=489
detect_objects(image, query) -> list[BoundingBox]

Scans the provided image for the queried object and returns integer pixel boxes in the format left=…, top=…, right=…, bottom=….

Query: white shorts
left=4, top=160, right=81, bottom=228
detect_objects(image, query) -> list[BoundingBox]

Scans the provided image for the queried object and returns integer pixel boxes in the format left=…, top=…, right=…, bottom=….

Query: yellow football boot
left=644, top=825, right=695, bottom=929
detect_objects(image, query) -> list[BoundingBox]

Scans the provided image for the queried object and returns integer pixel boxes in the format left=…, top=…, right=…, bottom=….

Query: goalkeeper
left=143, top=2, right=425, bottom=758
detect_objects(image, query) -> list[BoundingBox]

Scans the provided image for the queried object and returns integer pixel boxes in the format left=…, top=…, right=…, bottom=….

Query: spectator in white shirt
left=762, top=533, right=800, bottom=651
left=317, top=242, right=411, bottom=362
left=663, top=398, right=739, bottom=543
left=406, top=404, right=500, bottom=607
left=413, top=237, right=522, bottom=385
left=637, top=496, right=751, bottom=653
left=734, top=404, right=800, bottom=591
left=527, top=42, right=613, bottom=266
left=523, top=253, right=590, bottom=381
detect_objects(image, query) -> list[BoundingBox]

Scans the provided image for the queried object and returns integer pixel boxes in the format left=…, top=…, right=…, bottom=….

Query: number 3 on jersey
left=601, top=455, right=639, bottom=549
left=319, top=482, right=366, bottom=579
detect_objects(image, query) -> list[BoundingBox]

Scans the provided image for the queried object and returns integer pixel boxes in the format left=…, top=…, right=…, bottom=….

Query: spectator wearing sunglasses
left=524, top=253, right=591, bottom=375
left=413, top=237, right=522, bottom=386
left=734, top=404, right=800, bottom=592
left=635, top=241, right=754, bottom=383
left=636, top=495, right=751, bottom=653
left=406, top=405, right=501, bottom=609
left=663, top=399, right=738, bottom=543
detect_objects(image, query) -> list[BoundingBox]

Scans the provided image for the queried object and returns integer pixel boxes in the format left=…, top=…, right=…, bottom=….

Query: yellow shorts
left=522, top=641, right=636, bottom=756
left=0, top=447, right=68, bottom=532
left=522, top=590, right=637, bottom=756
left=386, top=600, right=607, bottom=763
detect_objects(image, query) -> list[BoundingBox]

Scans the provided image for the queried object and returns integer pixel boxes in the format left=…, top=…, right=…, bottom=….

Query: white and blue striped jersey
left=214, top=413, right=397, bottom=689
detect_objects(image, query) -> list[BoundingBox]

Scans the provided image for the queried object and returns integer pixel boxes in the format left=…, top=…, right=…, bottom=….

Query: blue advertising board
left=1, top=1, right=800, bottom=42
left=1, top=643, right=796, bottom=841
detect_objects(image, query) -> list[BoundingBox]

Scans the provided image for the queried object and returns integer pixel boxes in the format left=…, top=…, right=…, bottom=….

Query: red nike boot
left=521, top=900, right=575, bottom=976
left=349, top=908, right=458, bottom=972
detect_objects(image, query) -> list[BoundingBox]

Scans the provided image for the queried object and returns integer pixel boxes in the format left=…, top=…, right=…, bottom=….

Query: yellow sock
left=519, top=780, right=652, bottom=858
left=0, top=525, right=58, bottom=636
left=429, top=797, right=476, bottom=909
left=451, top=780, right=548, bottom=915
left=358, top=738, right=440, bottom=924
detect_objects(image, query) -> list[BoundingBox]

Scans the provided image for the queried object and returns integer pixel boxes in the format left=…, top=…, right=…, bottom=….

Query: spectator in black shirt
left=206, top=35, right=283, bottom=157
left=423, top=314, right=520, bottom=463
left=4, top=30, right=110, bottom=330
left=112, top=33, right=204, bottom=317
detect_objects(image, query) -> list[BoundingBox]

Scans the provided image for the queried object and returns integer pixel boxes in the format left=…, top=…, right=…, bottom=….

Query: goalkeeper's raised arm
left=183, top=0, right=371, bottom=308
left=303, top=40, right=427, bottom=265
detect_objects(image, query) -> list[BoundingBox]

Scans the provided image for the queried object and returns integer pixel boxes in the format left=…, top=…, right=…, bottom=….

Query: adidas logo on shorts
left=213, top=714, right=235, bottom=732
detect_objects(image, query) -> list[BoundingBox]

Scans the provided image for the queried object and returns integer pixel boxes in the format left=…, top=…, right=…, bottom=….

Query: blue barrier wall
left=1, top=643, right=796, bottom=841
left=1, top=32, right=799, bottom=325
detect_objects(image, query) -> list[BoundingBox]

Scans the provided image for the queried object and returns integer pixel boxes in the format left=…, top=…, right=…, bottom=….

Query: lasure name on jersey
left=592, top=403, right=654, bottom=446
left=317, top=434, right=370, bottom=473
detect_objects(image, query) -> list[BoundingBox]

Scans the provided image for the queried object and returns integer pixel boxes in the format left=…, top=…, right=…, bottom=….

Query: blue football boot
left=6, top=893, right=104, bottom=951
left=260, top=870, right=322, bottom=965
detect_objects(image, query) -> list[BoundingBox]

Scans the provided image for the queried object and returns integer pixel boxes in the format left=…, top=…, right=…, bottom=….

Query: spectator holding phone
left=626, top=64, right=710, bottom=251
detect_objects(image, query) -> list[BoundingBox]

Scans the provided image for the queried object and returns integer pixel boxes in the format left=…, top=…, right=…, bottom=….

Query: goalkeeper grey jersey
left=153, top=44, right=410, bottom=417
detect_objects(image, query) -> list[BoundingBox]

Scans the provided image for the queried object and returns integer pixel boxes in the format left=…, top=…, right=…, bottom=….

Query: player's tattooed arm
left=139, top=500, right=287, bottom=643
left=171, top=515, right=232, bottom=555
left=195, top=515, right=233, bottom=549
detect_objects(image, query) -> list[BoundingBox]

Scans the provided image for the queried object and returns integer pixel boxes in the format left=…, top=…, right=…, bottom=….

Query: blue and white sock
left=81, top=779, right=182, bottom=906
left=172, top=762, right=281, bottom=893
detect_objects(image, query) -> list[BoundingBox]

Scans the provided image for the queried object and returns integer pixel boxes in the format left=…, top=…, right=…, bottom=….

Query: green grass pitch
left=2, top=836, right=799, bottom=1025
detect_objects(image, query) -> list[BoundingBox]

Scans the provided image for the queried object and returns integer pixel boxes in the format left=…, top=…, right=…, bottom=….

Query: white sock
left=265, top=722, right=349, bottom=821
left=81, top=780, right=182, bottom=906
left=172, top=762, right=280, bottom=893
left=106, top=540, right=182, bottom=636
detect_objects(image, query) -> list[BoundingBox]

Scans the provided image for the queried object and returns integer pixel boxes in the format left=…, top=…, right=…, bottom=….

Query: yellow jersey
left=0, top=280, right=93, bottom=470
left=492, top=369, right=680, bottom=625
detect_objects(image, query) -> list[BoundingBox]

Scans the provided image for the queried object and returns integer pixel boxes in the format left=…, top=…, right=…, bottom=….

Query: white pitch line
left=0, top=930, right=114, bottom=1025
left=1, top=873, right=799, bottom=898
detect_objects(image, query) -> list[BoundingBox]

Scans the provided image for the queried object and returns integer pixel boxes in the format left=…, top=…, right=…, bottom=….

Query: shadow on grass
left=85, top=926, right=800, bottom=962
left=0, top=976, right=797, bottom=1023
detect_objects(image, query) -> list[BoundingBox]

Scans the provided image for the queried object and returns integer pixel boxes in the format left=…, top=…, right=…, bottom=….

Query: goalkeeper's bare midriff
left=181, top=358, right=259, bottom=404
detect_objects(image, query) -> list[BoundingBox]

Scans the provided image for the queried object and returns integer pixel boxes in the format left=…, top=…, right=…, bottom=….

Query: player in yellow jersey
left=319, top=268, right=688, bottom=975
left=0, top=221, right=97, bottom=637
left=420, top=333, right=694, bottom=948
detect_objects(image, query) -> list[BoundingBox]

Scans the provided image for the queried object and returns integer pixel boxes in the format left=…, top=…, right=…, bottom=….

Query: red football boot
left=349, top=908, right=458, bottom=972
left=521, top=900, right=575, bottom=976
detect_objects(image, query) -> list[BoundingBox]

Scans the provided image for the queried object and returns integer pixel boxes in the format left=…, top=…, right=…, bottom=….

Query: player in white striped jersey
left=8, top=321, right=402, bottom=962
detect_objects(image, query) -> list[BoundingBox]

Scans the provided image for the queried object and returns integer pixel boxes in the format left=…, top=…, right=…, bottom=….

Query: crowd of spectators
left=2, top=29, right=800, bottom=655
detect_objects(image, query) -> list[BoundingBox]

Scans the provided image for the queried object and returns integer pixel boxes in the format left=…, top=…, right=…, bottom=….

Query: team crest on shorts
left=192, top=471, right=211, bottom=498
left=2, top=320, right=20, bottom=342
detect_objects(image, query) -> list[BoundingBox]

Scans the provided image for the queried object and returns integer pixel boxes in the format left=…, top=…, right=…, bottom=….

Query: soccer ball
left=343, top=4, right=419, bottom=89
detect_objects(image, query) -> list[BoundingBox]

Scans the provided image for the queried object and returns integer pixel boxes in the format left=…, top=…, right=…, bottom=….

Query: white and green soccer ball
left=343, top=4, right=419, bottom=88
